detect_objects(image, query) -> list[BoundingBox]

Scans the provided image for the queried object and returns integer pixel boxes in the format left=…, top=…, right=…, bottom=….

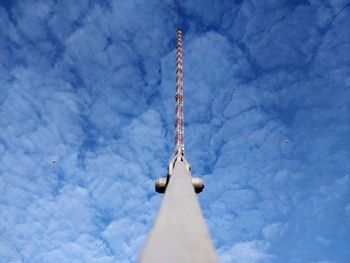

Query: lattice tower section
left=175, top=29, right=185, bottom=156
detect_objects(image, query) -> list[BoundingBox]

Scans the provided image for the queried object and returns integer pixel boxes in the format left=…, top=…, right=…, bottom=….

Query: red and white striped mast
left=154, top=28, right=204, bottom=194
left=155, top=27, right=204, bottom=193
left=154, top=0, right=203, bottom=194
left=174, top=28, right=185, bottom=157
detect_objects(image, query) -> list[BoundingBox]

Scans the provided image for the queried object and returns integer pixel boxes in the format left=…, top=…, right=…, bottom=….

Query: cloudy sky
left=0, top=0, right=349, bottom=262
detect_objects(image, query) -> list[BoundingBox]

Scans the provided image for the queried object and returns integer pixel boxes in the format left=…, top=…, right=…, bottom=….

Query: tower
left=154, top=28, right=204, bottom=194
left=139, top=29, right=218, bottom=263
left=174, top=29, right=185, bottom=156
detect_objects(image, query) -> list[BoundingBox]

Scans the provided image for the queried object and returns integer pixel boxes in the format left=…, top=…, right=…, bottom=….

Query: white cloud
left=262, top=223, right=285, bottom=241
left=220, top=241, right=273, bottom=263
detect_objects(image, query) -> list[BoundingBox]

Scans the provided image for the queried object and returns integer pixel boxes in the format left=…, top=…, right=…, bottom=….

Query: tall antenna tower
left=153, top=28, right=203, bottom=195
left=139, top=4, right=218, bottom=262
left=174, top=29, right=185, bottom=157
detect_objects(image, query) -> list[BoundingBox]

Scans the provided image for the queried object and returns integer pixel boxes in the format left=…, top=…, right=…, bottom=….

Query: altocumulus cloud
left=0, top=0, right=349, bottom=263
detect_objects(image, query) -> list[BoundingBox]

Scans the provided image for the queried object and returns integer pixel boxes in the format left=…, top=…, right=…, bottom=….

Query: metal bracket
left=155, top=155, right=204, bottom=194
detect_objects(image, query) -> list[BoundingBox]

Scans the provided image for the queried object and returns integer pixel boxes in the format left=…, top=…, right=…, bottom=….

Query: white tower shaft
left=139, top=160, right=218, bottom=263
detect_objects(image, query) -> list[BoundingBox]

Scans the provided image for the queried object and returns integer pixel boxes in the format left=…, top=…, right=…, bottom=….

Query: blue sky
left=0, top=0, right=349, bottom=262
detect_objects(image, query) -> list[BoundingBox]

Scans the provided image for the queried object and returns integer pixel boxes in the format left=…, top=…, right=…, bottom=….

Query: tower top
left=174, top=28, right=185, bottom=156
